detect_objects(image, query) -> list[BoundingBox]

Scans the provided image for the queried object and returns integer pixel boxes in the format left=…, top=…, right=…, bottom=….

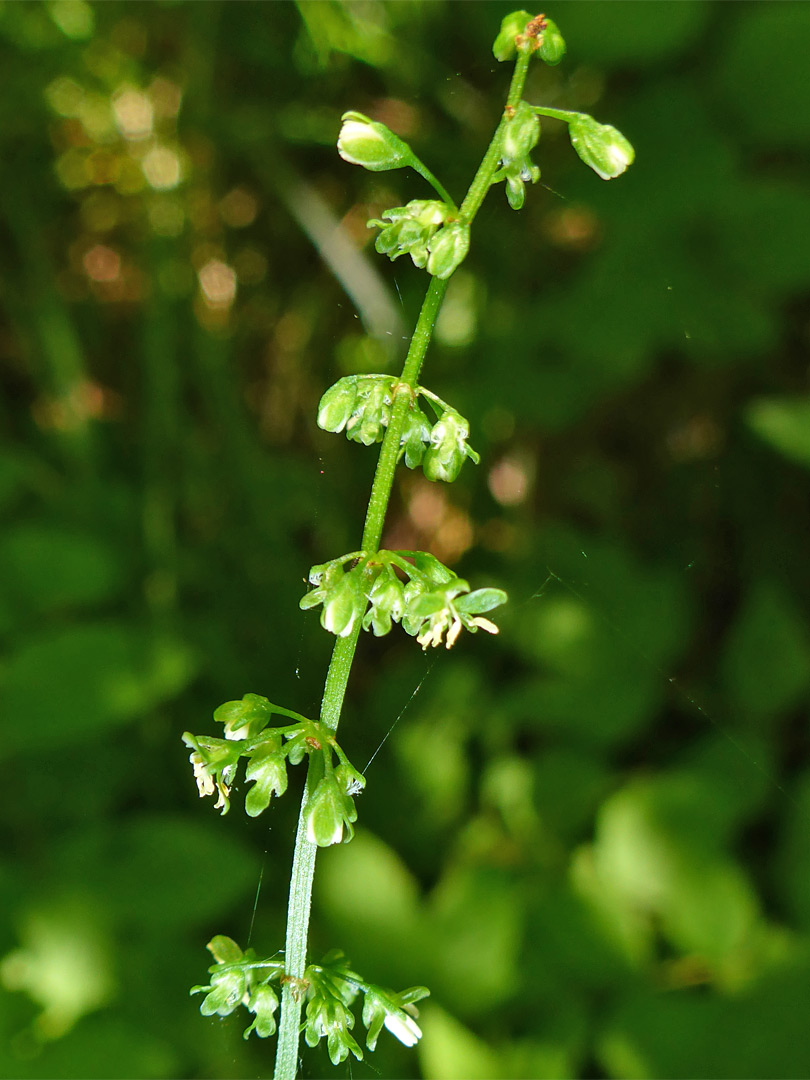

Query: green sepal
left=213, top=693, right=274, bottom=740
left=369, top=199, right=449, bottom=270
left=400, top=405, right=432, bottom=469
left=207, top=935, right=244, bottom=965
left=537, top=17, right=566, bottom=64
left=346, top=379, right=392, bottom=445
left=422, top=409, right=479, bottom=483
left=244, top=737, right=288, bottom=817
left=455, top=587, right=508, bottom=614
left=502, top=100, right=540, bottom=161
left=492, top=10, right=532, bottom=62
left=318, top=377, right=358, bottom=433
left=362, top=985, right=428, bottom=1050
left=243, top=984, right=280, bottom=1039
left=426, top=221, right=470, bottom=279
left=193, top=967, right=247, bottom=1017
left=305, top=771, right=359, bottom=847
left=321, top=568, right=366, bottom=637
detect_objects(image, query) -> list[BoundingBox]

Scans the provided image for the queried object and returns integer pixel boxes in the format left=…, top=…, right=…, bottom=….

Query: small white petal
left=384, top=1011, right=422, bottom=1047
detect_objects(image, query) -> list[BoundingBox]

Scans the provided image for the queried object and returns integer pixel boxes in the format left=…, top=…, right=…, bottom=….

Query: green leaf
left=0, top=623, right=196, bottom=754
left=0, top=524, right=123, bottom=613
left=721, top=581, right=810, bottom=719
left=746, top=395, right=810, bottom=469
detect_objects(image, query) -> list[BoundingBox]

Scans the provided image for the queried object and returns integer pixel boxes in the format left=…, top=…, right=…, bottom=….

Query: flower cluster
left=182, top=694, right=365, bottom=844
left=193, top=941, right=428, bottom=1064
left=317, top=375, right=480, bottom=480
left=300, top=549, right=507, bottom=650
left=368, top=199, right=446, bottom=269
left=191, top=935, right=284, bottom=1040
left=492, top=10, right=566, bottom=65
left=493, top=100, right=541, bottom=211
left=304, top=952, right=428, bottom=1066
left=367, top=200, right=470, bottom=279
left=317, top=374, right=396, bottom=447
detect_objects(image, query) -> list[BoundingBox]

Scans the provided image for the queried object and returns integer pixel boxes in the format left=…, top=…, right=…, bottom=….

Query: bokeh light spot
left=141, top=145, right=182, bottom=190
left=83, top=245, right=121, bottom=284
left=112, top=87, right=154, bottom=140
left=198, top=259, right=237, bottom=309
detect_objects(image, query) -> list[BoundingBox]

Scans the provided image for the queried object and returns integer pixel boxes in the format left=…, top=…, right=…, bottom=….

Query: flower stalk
left=181, top=11, right=634, bottom=1077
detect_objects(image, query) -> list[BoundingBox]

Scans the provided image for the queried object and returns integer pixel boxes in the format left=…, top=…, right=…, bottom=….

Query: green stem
left=458, top=46, right=532, bottom=223
left=411, top=159, right=456, bottom=209
left=530, top=105, right=581, bottom=124
left=273, top=45, right=533, bottom=1080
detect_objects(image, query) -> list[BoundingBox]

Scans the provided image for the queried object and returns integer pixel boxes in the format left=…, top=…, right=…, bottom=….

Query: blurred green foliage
left=1, top=2, right=810, bottom=1077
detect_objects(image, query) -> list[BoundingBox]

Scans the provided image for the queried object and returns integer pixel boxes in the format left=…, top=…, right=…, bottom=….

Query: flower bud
left=426, top=221, right=470, bottom=280
left=346, top=379, right=392, bottom=445
left=400, top=405, right=432, bottom=469
left=318, top=377, right=357, bottom=433
left=244, top=984, right=279, bottom=1039
left=422, top=410, right=479, bottom=483
left=364, top=564, right=405, bottom=636
left=537, top=17, right=566, bottom=64
left=214, top=693, right=273, bottom=740
left=305, top=773, right=358, bottom=847
left=197, top=968, right=247, bottom=1017
left=369, top=199, right=449, bottom=269
left=335, top=760, right=366, bottom=798
left=207, top=935, right=244, bottom=965
left=502, top=101, right=540, bottom=162
left=321, top=570, right=365, bottom=637
left=337, top=111, right=414, bottom=172
left=492, top=10, right=532, bottom=62
left=568, top=114, right=635, bottom=180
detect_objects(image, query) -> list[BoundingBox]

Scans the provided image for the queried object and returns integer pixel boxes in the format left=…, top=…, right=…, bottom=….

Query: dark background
left=2, top=2, right=810, bottom=1077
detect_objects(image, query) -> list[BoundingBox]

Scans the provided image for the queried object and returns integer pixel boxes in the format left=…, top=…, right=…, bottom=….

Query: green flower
left=494, top=101, right=541, bottom=211
left=305, top=770, right=362, bottom=847
left=422, top=409, right=480, bottom=483
left=243, top=984, right=279, bottom=1039
left=405, top=582, right=507, bottom=650
left=191, top=967, right=247, bottom=1018
left=362, top=985, right=428, bottom=1050
left=368, top=199, right=449, bottom=269
left=426, top=221, right=470, bottom=279
left=492, top=10, right=532, bottom=62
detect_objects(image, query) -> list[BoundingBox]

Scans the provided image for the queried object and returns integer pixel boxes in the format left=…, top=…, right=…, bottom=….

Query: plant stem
left=273, top=46, right=533, bottom=1080
left=273, top=277, right=447, bottom=1080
